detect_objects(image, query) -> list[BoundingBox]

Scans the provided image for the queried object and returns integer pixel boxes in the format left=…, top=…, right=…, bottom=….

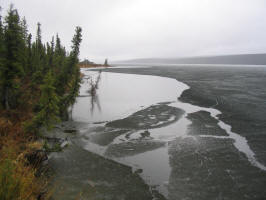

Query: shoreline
left=90, top=69, right=266, bottom=171
left=79, top=64, right=110, bottom=68
left=98, top=65, right=266, bottom=166
left=49, top=67, right=266, bottom=199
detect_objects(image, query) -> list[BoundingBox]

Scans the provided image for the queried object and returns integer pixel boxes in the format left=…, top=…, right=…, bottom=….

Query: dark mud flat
left=165, top=110, right=266, bottom=199
left=187, top=111, right=228, bottom=136
left=107, top=104, right=184, bottom=129
left=102, top=104, right=184, bottom=157
left=102, top=65, right=266, bottom=165
left=49, top=144, right=166, bottom=200
left=168, top=137, right=266, bottom=200
left=88, top=104, right=184, bottom=157
left=105, top=139, right=166, bottom=157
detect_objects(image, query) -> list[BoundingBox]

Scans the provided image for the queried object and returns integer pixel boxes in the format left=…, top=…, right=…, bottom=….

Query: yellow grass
left=0, top=141, right=49, bottom=200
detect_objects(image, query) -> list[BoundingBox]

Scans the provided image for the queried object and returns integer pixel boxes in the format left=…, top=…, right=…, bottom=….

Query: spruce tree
left=0, top=10, right=6, bottom=109
left=65, top=26, right=82, bottom=80
left=21, top=16, right=28, bottom=42
left=1, top=5, right=24, bottom=109
left=55, top=34, right=61, bottom=55
left=71, top=27, right=82, bottom=58
left=32, top=23, right=44, bottom=83
left=36, top=22, right=42, bottom=51
left=58, top=27, right=82, bottom=114
left=20, top=16, right=28, bottom=74
left=26, top=33, right=33, bottom=74
left=67, top=27, right=82, bottom=96
left=50, top=36, right=55, bottom=66
left=54, top=34, right=66, bottom=96
left=0, top=12, right=4, bottom=57
left=31, top=70, right=60, bottom=130
left=0, top=5, right=83, bottom=131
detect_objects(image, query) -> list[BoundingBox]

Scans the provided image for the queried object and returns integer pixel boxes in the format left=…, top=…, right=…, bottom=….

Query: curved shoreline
left=50, top=68, right=266, bottom=199
left=96, top=66, right=266, bottom=171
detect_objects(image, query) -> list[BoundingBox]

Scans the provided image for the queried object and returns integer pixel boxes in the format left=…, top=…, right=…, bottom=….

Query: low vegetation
left=0, top=4, right=82, bottom=199
left=79, top=58, right=109, bottom=68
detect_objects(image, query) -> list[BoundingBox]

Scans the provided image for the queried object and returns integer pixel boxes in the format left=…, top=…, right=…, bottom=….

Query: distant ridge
left=114, top=54, right=266, bottom=65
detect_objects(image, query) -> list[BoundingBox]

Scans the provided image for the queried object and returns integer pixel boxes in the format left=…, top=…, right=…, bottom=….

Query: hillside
left=114, top=54, right=266, bottom=65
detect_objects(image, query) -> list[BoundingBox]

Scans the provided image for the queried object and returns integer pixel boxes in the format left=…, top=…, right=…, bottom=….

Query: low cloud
left=2, top=0, right=266, bottom=62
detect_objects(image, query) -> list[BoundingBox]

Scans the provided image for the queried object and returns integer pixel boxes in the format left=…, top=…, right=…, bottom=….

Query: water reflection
left=90, top=92, right=101, bottom=114
left=74, top=69, right=181, bottom=123
left=88, top=71, right=102, bottom=115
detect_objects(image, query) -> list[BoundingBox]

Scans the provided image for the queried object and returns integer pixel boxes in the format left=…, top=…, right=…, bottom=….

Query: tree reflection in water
left=89, top=71, right=102, bottom=114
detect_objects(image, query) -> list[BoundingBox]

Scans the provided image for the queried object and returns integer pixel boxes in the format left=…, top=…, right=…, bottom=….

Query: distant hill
left=114, top=54, right=266, bottom=65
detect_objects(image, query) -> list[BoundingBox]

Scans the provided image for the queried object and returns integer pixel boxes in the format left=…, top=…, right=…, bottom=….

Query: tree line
left=0, top=5, right=82, bottom=133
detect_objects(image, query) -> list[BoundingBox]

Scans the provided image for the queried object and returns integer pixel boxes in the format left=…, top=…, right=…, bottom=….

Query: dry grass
left=0, top=75, right=60, bottom=200
left=0, top=139, right=50, bottom=200
left=0, top=109, right=50, bottom=200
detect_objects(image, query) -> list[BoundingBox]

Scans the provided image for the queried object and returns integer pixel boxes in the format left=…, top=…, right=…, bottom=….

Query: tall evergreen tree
left=31, top=71, right=60, bottom=130
left=58, top=27, right=82, bottom=114
left=0, top=9, right=6, bottom=109
left=20, top=16, right=28, bottom=73
left=50, top=36, right=54, bottom=52
left=0, top=5, right=83, bottom=132
left=32, top=23, right=45, bottom=83
left=0, top=5, right=24, bottom=109
left=55, top=33, right=61, bottom=54
left=26, top=33, right=33, bottom=74
left=21, top=16, right=28, bottom=42
left=0, top=10, right=4, bottom=55
left=36, top=22, right=42, bottom=51
left=71, top=27, right=82, bottom=58
left=65, top=26, right=82, bottom=79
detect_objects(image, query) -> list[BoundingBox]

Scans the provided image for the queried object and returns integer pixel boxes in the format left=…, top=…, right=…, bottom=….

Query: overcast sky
left=1, top=0, right=266, bottom=63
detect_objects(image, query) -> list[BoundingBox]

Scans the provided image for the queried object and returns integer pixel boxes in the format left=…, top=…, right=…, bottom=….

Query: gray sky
left=1, top=0, right=266, bottom=63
